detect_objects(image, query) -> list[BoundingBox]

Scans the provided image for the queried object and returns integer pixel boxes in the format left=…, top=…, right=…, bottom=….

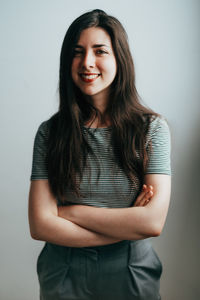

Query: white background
left=0, top=0, right=200, bottom=299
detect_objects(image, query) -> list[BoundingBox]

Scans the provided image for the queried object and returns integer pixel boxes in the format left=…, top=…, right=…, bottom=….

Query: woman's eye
left=73, top=49, right=108, bottom=57
left=73, top=50, right=84, bottom=56
left=96, top=49, right=107, bottom=55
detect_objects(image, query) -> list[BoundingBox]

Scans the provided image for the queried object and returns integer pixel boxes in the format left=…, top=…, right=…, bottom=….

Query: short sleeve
left=30, top=121, right=49, bottom=180
left=145, top=116, right=171, bottom=175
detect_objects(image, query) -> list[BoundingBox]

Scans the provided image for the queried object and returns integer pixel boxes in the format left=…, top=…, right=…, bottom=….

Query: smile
left=79, top=73, right=101, bottom=82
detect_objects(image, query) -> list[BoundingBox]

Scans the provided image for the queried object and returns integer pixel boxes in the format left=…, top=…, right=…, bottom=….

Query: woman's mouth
left=79, top=73, right=101, bottom=83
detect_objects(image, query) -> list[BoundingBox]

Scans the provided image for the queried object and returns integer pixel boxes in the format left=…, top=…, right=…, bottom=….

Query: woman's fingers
left=138, top=190, right=153, bottom=206
left=134, top=184, right=153, bottom=207
left=134, top=185, right=148, bottom=204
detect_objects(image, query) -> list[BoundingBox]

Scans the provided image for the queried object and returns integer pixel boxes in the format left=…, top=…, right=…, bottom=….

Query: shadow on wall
left=169, top=117, right=200, bottom=299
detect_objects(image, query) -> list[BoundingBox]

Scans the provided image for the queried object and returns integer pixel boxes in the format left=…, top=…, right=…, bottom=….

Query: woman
left=29, top=9, right=171, bottom=300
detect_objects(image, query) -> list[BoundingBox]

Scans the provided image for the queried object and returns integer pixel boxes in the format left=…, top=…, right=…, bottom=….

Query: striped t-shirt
left=30, top=116, right=171, bottom=208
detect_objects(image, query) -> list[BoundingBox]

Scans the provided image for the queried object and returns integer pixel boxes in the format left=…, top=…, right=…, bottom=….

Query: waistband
left=81, top=238, right=152, bottom=254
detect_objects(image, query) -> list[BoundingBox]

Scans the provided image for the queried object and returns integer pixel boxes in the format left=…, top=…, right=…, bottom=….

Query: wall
left=0, top=0, right=199, bottom=299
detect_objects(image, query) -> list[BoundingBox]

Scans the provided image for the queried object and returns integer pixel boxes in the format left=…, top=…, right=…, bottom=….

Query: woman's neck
left=84, top=91, right=112, bottom=128
left=86, top=88, right=111, bottom=114
left=84, top=112, right=111, bottom=128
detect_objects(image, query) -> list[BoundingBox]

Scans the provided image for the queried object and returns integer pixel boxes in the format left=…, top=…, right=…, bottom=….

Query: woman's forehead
left=76, top=27, right=112, bottom=47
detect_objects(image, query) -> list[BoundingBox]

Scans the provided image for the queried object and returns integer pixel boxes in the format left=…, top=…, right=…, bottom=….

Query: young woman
left=29, top=9, right=171, bottom=300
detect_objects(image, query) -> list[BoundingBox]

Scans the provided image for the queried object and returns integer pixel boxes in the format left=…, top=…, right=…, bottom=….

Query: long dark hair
left=47, top=9, right=157, bottom=203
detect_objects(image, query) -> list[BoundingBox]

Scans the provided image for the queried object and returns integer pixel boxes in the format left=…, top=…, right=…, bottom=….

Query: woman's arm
left=58, top=174, right=171, bottom=240
left=28, top=180, right=123, bottom=247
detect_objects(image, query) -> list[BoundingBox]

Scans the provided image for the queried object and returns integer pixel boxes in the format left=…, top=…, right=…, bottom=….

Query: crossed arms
left=28, top=174, right=171, bottom=247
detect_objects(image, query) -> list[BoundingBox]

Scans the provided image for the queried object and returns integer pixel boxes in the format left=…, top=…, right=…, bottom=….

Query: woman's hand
left=133, top=184, right=153, bottom=207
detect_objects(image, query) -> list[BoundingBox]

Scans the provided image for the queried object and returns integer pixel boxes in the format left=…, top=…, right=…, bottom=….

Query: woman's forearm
left=58, top=175, right=171, bottom=240
left=58, top=205, right=153, bottom=240
left=29, top=180, right=122, bottom=247
left=31, top=214, right=122, bottom=247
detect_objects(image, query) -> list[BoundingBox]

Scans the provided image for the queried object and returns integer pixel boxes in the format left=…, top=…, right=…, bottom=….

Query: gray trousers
left=37, top=239, right=162, bottom=300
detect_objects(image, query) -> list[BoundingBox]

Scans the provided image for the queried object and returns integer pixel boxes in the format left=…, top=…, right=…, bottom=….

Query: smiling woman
left=28, top=9, right=171, bottom=300
left=71, top=27, right=117, bottom=105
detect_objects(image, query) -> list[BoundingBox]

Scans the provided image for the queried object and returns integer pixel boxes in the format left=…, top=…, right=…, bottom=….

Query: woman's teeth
left=80, top=74, right=100, bottom=79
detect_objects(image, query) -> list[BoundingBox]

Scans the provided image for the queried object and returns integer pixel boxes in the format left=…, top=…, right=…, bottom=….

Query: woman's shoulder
left=149, top=114, right=169, bottom=131
left=144, top=114, right=170, bottom=143
left=35, top=113, right=58, bottom=136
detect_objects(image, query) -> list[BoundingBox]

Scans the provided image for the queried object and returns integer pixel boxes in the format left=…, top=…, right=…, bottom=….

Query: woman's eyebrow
left=75, top=44, right=110, bottom=48
left=93, top=44, right=110, bottom=48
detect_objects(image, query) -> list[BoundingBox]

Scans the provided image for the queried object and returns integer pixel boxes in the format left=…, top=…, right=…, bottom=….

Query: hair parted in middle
left=47, top=9, right=157, bottom=203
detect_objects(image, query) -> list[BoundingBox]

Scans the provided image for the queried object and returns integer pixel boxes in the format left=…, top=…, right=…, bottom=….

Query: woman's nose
left=81, top=51, right=95, bottom=69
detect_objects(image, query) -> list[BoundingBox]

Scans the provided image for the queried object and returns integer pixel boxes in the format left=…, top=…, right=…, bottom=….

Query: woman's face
left=71, top=27, right=117, bottom=101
